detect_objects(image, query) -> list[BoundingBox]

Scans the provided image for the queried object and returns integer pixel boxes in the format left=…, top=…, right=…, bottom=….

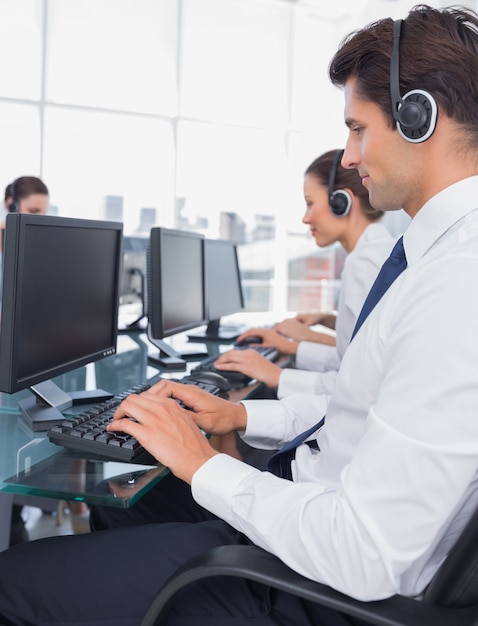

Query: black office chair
left=140, top=504, right=478, bottom=626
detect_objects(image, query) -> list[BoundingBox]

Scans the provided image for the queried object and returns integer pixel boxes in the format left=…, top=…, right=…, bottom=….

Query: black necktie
left=266, top=236, right=407, bottom=480
left=266, top=417, right=324, bottom=480
left=350, top=236, right=407, bottom=341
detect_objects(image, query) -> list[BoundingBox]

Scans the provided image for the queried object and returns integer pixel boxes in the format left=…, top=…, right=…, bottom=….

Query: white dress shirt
left=192, top=176, right=478, bottom=602
left=278, top=222, right=394, bottom=398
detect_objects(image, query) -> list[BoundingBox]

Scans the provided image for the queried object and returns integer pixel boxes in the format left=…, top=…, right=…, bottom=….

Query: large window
left=0, top=0, right=474, bottom=313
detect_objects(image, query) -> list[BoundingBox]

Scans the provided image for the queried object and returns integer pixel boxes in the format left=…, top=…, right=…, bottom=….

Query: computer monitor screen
left=147, top=227, right=207, bottom=369
left=0, top=214, right=123, bottom=430
left=119, top=235, right=149, bottom=330
left=188, top=238, right=245, bottom=342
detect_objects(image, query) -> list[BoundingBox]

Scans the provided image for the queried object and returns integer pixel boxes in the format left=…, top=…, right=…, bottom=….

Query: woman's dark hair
left=306, top=150, right=383, bottom=221
left=329, top=5, right=478, bottom=143
left=4, top=176, right=49, bottom=207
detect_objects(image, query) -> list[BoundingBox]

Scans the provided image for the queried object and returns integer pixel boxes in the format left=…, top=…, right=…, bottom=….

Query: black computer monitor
left=147, top=227, right=208, bottom=369
left=188, top=238, right=245, bottom=342
left=0, top=214, right=123, bottom=431
left=118, top=235, right=149, bottom=330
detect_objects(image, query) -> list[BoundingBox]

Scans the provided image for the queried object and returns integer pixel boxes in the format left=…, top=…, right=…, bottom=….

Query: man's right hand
left=144, top=379, right=248, bottom=436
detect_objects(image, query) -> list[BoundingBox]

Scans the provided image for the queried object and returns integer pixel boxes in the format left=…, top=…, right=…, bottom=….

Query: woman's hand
left=274, top=318, right=336, bottom=345
left=215, top=348, right=282, bottom=387
left=294, top=311, right=337, bottom=330
left=235, top=328, right=298, bottom=355
left=274, top=318, right=319, bottom=341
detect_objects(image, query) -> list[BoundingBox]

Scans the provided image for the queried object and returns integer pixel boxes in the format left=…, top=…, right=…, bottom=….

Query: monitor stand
left=188, top=318, right=248, bottom=342
left=146, top=325, right=207, bottom=371
left=18, top=380, right=114, bottom=432
left=118, top=269, right=147, bottom=332
left=125, top=269, right=146, bottom=330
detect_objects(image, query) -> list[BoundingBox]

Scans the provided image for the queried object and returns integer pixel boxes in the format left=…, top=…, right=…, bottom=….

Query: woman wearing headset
left=214, top=149, right=396, bottom=400
left=2, top=177, right=89, bottom=541
left=2, top=176, right=49, bottom=228
left=4, top=176, right=49, bottom=213
left=0, top=176, right=49, bottom=301
left=1, top=177, right=49, bottom=545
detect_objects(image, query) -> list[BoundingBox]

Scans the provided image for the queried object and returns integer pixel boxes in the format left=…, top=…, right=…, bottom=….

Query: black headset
left=328, top=149, right=352, bottom=217
left=8, top=178, right=19, bottom=213
left=390, top=19, right=438, bottom=143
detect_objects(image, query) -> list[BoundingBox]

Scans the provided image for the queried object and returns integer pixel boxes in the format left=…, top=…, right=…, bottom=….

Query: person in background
left=2, top=176, right=49, bottom=547
left=1, top=176, right=49, bottom=247
left=210, top=149, right=394, bottom=463
left=1, top=6, right=478, bottom=625
left=1, top=176, right=90, bottom=542
left=214, top=149, right=395, bottom=399
left=1, top=176, right=50, bottom=305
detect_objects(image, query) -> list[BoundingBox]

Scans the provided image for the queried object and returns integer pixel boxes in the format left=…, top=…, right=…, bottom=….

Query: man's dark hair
left=329, top=4, right=478, bottom=142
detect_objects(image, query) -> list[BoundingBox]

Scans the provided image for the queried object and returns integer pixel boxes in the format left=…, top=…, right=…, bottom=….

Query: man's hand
left=108, top=381, right=247, bottom=483
left=215, top=348, right=282, bottom=388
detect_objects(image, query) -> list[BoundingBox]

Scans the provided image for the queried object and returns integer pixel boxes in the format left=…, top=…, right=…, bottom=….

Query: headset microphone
left=390, top=19, right=438, bottom=143
left=328, top=149, right=352, bottom=217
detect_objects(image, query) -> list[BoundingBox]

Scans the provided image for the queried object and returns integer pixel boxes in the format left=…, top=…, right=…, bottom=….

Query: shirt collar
left=403, top=176, right=478, bottom=265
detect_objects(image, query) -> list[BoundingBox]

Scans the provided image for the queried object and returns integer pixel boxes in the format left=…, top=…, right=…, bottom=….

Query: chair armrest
left=140, top=545, right=478, bottom=626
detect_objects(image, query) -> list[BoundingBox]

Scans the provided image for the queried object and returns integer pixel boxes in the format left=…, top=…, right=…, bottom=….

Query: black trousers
left=0, top=473, right=356, bottom=626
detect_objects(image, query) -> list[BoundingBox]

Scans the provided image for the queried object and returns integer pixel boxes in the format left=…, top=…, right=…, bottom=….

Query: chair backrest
left=423, top=504, right=478, bottom=607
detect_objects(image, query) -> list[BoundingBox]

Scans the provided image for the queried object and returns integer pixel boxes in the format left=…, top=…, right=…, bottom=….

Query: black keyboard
left=192, top=345, right=280, bottom=388
left=47, top=377, right=222, bottom=463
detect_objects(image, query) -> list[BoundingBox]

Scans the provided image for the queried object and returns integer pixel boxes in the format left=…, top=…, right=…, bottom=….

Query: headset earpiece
left=330, top=189, right=352, bottom=217
left=8, top=179, right=18, bottom=213
left=391, top=20, right=438, bottom=143
left=328, top=150, right=352, bottom=217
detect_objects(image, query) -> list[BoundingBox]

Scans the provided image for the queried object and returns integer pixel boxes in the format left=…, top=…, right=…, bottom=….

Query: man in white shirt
left=1, top=6, right=478, bottom=626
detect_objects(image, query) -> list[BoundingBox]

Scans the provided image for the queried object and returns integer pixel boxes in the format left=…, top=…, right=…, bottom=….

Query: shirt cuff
left=192, top=453, right=261, bottom=523
left=241, top=399, right=289, bottom=449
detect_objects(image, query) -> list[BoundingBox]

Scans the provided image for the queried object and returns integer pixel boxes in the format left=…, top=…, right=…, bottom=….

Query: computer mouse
left=184, top=370, right=231, bottom=392
left=235, top=335, right=263, bottom=347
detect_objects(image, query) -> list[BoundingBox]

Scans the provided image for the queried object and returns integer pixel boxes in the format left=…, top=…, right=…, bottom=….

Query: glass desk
left=0, top=326, right=278, bottom=510
left=0, top=333, right=170, bottom=509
